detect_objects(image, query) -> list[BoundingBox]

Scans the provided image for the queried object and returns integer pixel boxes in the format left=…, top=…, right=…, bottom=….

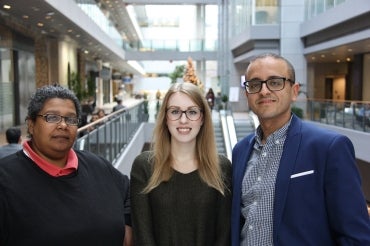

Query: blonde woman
left=130, top=82, right=231, bottom=245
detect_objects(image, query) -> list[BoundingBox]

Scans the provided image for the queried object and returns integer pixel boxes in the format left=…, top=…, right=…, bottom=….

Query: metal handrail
left=74, top=101, right=146, bottom=164
left=220, top=110, right=232, bottom=160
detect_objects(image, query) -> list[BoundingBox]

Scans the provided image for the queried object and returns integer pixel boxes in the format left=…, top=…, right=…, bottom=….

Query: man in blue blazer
left=231, top=53, right=370, bottom=245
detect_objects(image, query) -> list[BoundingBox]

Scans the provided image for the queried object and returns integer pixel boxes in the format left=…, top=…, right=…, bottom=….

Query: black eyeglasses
left=37, top=114, right=80, bottom=126
left=166, top=107, right=203, bottom=121
left=244, top=77, right=294, bottom=94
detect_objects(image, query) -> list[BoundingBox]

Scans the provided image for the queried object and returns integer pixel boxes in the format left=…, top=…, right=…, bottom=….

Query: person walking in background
left=231, top=53, right=370, bottom=245
left=112, top=98, right=126, bottom=113
left=206, top=88, right=215, bottom=110
left=130, top=82, right=231, bottom=246
left=0, top=84, right=132, bottom=245
left=0, top=127, right=23, bottom=159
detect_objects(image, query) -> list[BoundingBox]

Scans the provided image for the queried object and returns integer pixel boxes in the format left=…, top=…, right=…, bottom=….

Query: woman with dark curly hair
left=0, top=84, right=132, bottom=245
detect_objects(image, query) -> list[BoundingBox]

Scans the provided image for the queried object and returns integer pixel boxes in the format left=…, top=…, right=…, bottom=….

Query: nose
left=58, top=118, right=69, bottom=128
left=179, top=112, right=188, bottom=122
left=260, top=82, right=271, bottom=94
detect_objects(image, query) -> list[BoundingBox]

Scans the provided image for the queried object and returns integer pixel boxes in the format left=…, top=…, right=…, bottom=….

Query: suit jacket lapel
left=273, top=115, right=302, bottom=243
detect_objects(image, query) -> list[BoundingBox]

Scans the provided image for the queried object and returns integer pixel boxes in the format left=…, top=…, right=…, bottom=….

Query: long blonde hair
left=143, top=82, right=226, bottom=195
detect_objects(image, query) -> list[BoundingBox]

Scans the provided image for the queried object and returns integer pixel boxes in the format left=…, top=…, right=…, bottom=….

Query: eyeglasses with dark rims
left=37, top=114, right=80, bottom=126
left=166, top=107, right=203, bottom=121
left=243, top=77, right=294, bottom=94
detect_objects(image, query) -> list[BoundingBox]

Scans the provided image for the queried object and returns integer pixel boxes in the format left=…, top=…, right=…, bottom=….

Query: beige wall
left=311, top=62, right=347, bottom=99
left=58, top=40, right=78, bottom=87
left=333, top=77, right=345, bottom=100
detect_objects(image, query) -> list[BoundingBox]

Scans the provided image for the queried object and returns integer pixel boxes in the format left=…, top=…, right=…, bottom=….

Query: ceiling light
left=3, top=5, right=11, bottom=10
left=37, top=22, right=44, bottom=27
left=346, top=57, right=351, bottom=62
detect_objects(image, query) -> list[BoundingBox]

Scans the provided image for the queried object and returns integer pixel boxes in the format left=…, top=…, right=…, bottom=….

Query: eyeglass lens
left=39, top=114, right=79, bottom=125
left=246, top=78, right=286, bottom=93
left=167, top=107, right=202, bottom=121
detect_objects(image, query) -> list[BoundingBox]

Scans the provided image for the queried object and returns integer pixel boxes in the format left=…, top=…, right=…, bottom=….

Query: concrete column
left=280, top=0, right=307, bottom=111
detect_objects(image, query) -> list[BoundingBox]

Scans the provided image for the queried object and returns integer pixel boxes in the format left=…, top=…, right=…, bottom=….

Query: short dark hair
left=26, top=84, right=82, bottom=122
left=248, top=53, right=296, bottom=82
left=6, top=127, right=21, bottom=144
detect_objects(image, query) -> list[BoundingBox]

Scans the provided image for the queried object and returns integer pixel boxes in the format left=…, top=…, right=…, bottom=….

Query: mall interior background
left=0, top=0, right=369, bottom=129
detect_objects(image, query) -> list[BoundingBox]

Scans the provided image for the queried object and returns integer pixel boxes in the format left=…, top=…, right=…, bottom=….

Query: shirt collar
left=255, top=115, right=292, bottom=147
left=23, top=140, right=78, bottom=177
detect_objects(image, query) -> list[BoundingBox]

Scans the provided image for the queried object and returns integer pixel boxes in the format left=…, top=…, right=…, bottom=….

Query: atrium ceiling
left=1, top=0, right=370, bottom=75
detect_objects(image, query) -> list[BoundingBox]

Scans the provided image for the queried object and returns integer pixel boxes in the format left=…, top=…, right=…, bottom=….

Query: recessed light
left=37, top=22, right=44, bottom=27
left=3, top=5, right=11, bottom=10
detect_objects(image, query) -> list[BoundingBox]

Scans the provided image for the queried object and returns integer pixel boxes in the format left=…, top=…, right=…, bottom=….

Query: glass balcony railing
left=122, top=39, right=218, bottom=52
left=305, top=99, right=370, bottom=133
left=75, top=101, right=147, bottom=165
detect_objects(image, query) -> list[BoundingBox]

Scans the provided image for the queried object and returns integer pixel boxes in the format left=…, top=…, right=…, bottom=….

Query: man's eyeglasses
left=166, top=107, right=203, bottom=121
left=244, top=77, right=294, bottom=94
left=37, top=114, right=80, bottom=126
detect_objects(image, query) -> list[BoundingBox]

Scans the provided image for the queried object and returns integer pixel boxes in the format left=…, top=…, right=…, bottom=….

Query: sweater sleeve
left=130, top=152, right=157, bottom=246
left=215, top=155, right=232, bottom=246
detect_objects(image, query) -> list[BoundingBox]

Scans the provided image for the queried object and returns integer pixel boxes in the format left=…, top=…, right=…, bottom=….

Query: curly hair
left=26, top=84, right=81, bottom=122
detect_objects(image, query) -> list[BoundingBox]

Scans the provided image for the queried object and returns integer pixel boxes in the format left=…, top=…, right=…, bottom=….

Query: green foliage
left=168, top=65, right=185, bottom=84
left=68, top=72, right=95, bottom=101
left=292, top=106, right=303, bottom=118
left=69, top=72, right=83, bottom=100
left=221, top=94, right=228, bottom=103
left=86, top=75, right=96, bottom=98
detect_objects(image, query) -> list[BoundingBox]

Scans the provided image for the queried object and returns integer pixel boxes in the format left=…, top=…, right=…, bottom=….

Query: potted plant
left=291, top=106, right=304, bottom=119
left=221, top=94, right=229, bottom=110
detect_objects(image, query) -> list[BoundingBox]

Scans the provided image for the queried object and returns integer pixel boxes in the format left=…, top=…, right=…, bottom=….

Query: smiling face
left=28, top=98, right=78, bottom=165
left=245, top=56, right=299, bottom=129
left=166, top=92, right=203, bottom=146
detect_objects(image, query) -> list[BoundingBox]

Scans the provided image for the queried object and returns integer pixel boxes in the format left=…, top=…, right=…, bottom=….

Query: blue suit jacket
left=231, top=115, right=370, bottom=245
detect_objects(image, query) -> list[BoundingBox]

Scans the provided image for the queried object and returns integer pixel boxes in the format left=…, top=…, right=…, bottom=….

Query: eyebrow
left=248, top=75, right=286, bottom=81
left=167, top=106, right=199, bottom=109
left=41, top=111, right=77, bottom=117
